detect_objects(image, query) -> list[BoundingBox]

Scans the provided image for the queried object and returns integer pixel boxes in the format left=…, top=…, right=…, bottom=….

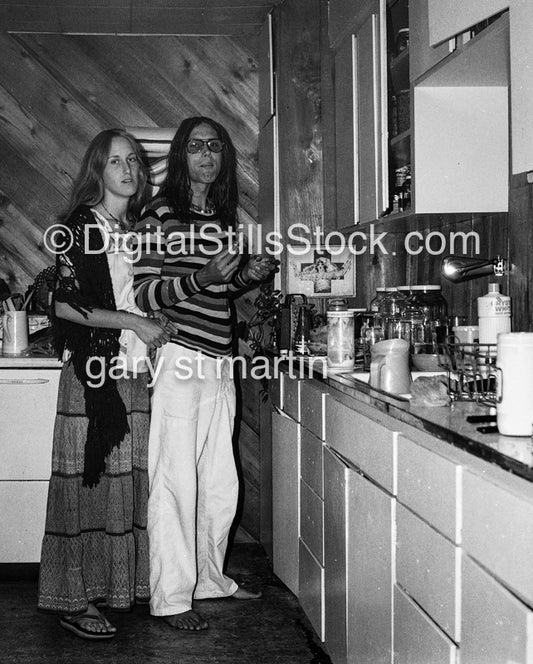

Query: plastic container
left=407, top=285, right=448, bottom=344
left=327, top=299, right=355, bottom=370
left=477, top=282, right=511, bottom=346
left=496, top=333, right=533, bottom=436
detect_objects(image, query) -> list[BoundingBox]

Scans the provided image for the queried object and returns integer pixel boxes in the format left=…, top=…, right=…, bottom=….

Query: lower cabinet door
left=324, top=446, right=348, bottom=664
left=461, top=554, right=533, bottom=664
left=272, top=410, right=300, bottom=596
left=299, top=538, right=325, bottom=641
left=394, top=586, right=457, bottom=664
left=0, top=481, right=49, bottom=562
left=347, top=469, right=394, bottom=664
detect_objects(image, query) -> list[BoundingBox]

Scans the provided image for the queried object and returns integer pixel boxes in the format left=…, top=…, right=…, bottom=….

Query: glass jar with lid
left=379, top=288, right=407, bottom=339
left=327, top=299, right=355, bottom=370
left=407, top=285, right=448, bottom=344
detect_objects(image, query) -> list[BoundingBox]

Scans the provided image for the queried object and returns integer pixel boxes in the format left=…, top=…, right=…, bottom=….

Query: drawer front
left=301, top=427, right=324, bottom=498
left=396, top=504, right=460, bottom=641
left=300, top=479, right=324, bottom=564
left=461, top=554, right=533, bottom=664
left=463, top=469, right=533, bottom=606
left=0, top=481, right=49, bottom=562
left=282, top=372, right=300, bottom=421
left=394, top=586, right=457, bottom=664
left=326, top=397, right=397, bottom=493
left=0, top=369, right=60, bottom=479
left=397, top=434, right=461, bottom=543
left=300, top=380, right=327, bottom=440
left=299, top=539, right=325, bottom=641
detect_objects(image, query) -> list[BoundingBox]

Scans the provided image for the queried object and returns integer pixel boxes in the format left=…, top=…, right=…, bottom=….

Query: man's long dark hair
left=160, top=116, right=239, bottom=229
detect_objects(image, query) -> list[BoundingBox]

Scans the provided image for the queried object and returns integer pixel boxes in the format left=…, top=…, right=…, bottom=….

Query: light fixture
left=441, top=255, right=506, bottom=283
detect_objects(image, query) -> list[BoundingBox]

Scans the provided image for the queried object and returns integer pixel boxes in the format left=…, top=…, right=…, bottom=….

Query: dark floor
left=0, top=543, right=331, bottom=664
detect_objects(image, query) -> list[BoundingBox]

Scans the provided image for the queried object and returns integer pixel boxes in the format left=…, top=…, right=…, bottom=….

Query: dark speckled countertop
left=287, top=356, right=533, bottom=484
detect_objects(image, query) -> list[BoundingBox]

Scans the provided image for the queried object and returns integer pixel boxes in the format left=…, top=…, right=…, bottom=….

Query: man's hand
left=196, top=248, right=242, bottom=287
left=241, top=255, right=278, bottom=282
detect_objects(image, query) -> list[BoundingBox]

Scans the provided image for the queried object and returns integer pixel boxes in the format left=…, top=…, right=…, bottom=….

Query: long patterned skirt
left=38, top=360, right=150, bottom=615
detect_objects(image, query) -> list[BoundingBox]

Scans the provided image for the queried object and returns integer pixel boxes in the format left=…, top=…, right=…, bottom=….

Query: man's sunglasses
left=186, top=139, right=225, bottom=154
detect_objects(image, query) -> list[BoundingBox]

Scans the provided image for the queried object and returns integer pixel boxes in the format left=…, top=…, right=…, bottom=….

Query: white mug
left=2, top=311, right=29, bottom=355
left=496, top=333, right=533, bottom=436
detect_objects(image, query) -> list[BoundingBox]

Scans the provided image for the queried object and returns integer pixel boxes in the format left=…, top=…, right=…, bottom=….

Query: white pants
left=148, top=343, right=239, bottom=616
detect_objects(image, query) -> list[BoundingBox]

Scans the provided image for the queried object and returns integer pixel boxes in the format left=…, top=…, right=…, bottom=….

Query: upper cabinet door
left=357, top=4, right=389, bottom=223
left=510, top=0, right=533, bottom=174
left=428, top=0, right=510, bottom=46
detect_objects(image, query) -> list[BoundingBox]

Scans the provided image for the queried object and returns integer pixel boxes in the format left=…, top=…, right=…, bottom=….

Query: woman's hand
left=131, top=315, right=171, bottom=349
left=242, top=255, right=278, bottom=282
left=196, top=248, right=242, bottom=287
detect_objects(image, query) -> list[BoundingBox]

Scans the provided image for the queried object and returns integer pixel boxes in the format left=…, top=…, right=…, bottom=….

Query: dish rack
left=439, top=339, right=501, bottom=407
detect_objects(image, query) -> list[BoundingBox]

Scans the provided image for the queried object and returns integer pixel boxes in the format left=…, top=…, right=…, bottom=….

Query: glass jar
left=407, top=285, right=448, bottom=344
left=369, top=287, right=388, bottom=313
left=399, top=303, right=425, bottom=350
left=327, top=299, right=355, bottom=370
left=379, top=288, right=407, bottom=339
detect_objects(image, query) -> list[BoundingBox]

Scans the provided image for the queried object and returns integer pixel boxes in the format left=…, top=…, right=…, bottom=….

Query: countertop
left=0, top=352, right=62, bottom=368
left=284, top=355, right=533, bottom=484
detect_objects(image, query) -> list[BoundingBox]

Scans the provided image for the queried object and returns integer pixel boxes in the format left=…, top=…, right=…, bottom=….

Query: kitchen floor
left=0, top=538, right=331, bottom=664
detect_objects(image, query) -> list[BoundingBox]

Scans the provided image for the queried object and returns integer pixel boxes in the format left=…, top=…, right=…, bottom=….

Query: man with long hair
left=134, top=117, right=274, bottom=631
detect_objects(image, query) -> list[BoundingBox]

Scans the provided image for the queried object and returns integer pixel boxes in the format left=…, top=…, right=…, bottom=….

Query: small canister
left=327, top=299, right=355, bottom=370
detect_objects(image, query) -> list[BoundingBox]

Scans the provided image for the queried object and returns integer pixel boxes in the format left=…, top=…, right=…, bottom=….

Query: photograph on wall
left=286, top=245, right=356, bottom=297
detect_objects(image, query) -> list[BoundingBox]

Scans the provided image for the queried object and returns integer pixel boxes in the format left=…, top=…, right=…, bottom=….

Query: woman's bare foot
left=231, top=586, right=262, bottom=600
left=163, top=610, right=209, bottom=631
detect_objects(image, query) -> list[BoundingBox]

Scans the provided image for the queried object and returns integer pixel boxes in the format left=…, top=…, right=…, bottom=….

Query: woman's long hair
left=61, top=128, right=147, bottom=221
left=160, top=116, right=238, bottom=229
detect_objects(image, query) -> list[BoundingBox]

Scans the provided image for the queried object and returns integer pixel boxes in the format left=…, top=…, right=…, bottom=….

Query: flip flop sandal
left=60, top=614, right=116, bottom=641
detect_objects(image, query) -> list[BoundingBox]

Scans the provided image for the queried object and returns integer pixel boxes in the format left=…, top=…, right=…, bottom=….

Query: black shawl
left=52, top=205, right=129, bottom=487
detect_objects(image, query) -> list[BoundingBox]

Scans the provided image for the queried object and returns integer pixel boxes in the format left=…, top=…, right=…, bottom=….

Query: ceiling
left=0, top=0, right=285, bottom=36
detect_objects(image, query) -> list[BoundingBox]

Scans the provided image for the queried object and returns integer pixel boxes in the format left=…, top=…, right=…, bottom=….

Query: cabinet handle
left=0, top=378, right=50, bottom=385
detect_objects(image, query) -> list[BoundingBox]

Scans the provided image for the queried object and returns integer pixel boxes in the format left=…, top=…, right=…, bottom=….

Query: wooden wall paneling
left=276, top=0, right=324, bottom=263
left=238, top=418, right=261, bottom=539
left=14, top=34, right=157, bottom=130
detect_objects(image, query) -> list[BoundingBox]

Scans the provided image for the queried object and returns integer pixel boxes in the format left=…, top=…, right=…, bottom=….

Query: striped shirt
left=133, top=196, right=250, bottom=358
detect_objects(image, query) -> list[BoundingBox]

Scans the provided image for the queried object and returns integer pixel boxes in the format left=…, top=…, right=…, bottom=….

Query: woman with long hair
left=38, top=129, right=170, bottom=640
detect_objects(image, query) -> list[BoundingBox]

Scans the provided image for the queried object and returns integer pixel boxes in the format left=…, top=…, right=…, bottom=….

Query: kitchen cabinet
left=413, top=12, right=509, bottom=214
left=461, top=554, right=533, bottom=664
left=0, top=364, right=61, bottom=562
left=328, top=0, right=514, bottom=223
left=325, top=396, right=397, bottom=664
left=324, top=445, right=348, bottom=664
left=272, top=373, right=301, bottom=596
left=510, top=0, right=533, bottom=174
left=332, top=1, right=389, bottom=225
left=394, top=585, right=457, bottom=664
left=275, top=368, right=533, bottom=663
left=427, top=0, right=509, bottom=47
left=298, top=380, right=327, bottom=640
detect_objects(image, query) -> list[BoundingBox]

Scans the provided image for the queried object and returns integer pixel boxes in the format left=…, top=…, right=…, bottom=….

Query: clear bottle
left=407, top=285, right=448, bottom=344
left=399, top=302, right=425, bottom=351
left=327, top=299, right=355, bottom=370
left=477, top=282, right=511, bottom=346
